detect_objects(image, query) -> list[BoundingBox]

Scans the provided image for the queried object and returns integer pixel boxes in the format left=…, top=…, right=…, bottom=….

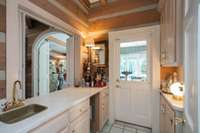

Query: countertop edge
left=0, top=86, right=109, bottom=133
left=160, top=91, right=184, bottom=112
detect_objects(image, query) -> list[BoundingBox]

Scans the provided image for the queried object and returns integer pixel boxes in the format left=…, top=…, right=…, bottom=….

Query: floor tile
left=113, top=123, right=124, bottom=129
left=124, top=126, right=137, bottom=132
left=101, top=122, right=112, bottom=133
left=110, top=126, right=123, bottom=133
left=137, top=130, right=149, bottom=133
left=123, top=130, right=133, bottom=133
left=123, top=123, right=151, bottom=133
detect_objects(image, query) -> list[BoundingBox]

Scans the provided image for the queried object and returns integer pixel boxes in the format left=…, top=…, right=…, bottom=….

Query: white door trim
left=109, top=25, right=160, bottom=133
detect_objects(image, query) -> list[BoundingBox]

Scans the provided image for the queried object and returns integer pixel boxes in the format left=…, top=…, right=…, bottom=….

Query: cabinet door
left=70, top=109, right=90, bottom=133
left=103, top=92, right=109, bottom=125
left=165, top=104, right=175, bottom=133
left=60, top=126, right=69, bottom=133
left=160, top=0, right=182, bottom=66
left=165, top=0, right=176, bottom=65
left=99, top=89, right=109, bottom=130
left=30, top=111, right=69, bottom=133
left=160, top=0, right=168, bottom=65
left=160, top=95, right=166, bottom=133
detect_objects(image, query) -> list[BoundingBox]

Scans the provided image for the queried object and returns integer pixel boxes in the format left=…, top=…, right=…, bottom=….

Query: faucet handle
left=1, top=101, right=12, bottom=112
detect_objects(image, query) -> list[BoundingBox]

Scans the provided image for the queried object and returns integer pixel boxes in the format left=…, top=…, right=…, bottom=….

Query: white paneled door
left=111, top=29, right=153, bottom=128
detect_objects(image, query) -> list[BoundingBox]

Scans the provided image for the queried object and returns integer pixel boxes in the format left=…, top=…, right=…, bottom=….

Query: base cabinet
left=160, top=94, right=183, bottom=133
left=99, top=89, right=109, bottom=130
left=70, top=109, right=90, bottom=133
left=30, top=99, right=90, bottom=133
left=29, top=88, right=109, bottom=133
left=29, top=110, right=69, bottom=133
left=160, top=95, right=175, bottom=133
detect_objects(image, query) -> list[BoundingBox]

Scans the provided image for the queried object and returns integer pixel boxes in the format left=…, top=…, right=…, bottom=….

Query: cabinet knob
left=72, top=130, right=75, bottom=133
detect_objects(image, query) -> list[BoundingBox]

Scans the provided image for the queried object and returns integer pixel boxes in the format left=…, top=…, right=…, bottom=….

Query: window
left=120, top=41, right=148, bottom=81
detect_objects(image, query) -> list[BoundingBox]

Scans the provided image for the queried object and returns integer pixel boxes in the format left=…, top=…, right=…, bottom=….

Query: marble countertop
left=160, top=91, right=184, bottom=112
left=0, top=87, right=108, bottom=133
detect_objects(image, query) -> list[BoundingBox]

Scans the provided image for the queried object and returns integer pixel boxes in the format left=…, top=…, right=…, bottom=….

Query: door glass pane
left=120, top=41, right=148, bottom=81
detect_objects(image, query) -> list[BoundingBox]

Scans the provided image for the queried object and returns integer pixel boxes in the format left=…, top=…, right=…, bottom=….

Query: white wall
left=6, top=0, right=82, bottom=100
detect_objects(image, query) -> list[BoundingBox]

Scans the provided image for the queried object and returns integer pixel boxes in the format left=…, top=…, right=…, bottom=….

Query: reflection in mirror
left=91, top=41, right=108, bottom=66
left=91, top=44, right=105, bottom=65
left=25, top=16, right=70, bottom=98
left=0, top=0, right=6, bottom=99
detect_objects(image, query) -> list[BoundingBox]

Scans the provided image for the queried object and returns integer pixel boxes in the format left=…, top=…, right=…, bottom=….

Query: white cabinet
left=70, top=109, right=90, bottom=133
left=160, top=94, right=184, bottom=133
left=160, top=94, right=175, bottom=133
left=99, top=89, right=109, bottom=129
left=159, top=0, right=183, bottom=66
left=69, top=99, right=90, bottom=133
left=30, top=99, right=90, bottom=133
left=30, top=110, right=69, bottom=133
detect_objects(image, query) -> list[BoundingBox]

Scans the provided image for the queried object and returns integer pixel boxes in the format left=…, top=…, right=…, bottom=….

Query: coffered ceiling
left=79, top=0, right=117, bottom=9
left=30, top=0, right=160, bottom=40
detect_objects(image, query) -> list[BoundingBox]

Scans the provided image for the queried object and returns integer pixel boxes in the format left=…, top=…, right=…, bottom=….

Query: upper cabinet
left=159, top=0, right=183, bottom=66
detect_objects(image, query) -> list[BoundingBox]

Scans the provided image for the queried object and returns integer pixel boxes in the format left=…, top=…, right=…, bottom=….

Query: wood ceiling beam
left=89, top=0, right=157, bottom=19
left=89, top=9, right=160, bottom=32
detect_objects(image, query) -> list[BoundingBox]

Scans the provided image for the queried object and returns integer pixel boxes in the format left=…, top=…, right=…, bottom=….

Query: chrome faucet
left=2, top=80, right=24, bottom=112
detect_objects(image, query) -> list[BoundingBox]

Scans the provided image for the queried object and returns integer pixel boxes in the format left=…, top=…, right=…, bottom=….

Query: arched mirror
left=24, top=16, right=72, bottom=98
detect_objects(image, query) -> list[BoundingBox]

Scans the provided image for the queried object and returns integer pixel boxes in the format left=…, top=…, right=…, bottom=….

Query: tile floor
left=101, top=121, right=151, bottom=133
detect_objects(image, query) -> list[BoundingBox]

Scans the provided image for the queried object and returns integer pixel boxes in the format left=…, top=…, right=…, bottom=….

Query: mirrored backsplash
left=0, top=0, right=6, bottom=99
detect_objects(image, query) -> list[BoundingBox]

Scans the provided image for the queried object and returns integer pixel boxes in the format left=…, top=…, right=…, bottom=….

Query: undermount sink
left=0, top=104, right=47, bottom=124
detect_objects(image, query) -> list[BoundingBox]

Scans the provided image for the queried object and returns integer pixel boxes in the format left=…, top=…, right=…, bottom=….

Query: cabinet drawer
left=60, top=126, right=69, bottom=133
left=70, top=109, right=90, bottom=133
left=69, top=99, right=89, bottom=122
left=100, top=89, right=109, bottom=99
left=30, top=111, right=69, bottom=133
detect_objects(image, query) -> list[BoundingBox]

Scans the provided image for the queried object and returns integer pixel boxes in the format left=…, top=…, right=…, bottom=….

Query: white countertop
left=161, top=91, right=184, bottom=112
left=0, top=87, right=108, bottom=133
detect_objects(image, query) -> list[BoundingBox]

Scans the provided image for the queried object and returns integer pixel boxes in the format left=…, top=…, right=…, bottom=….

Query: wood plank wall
left=0, top=3, right=6, bottom=98
left=0, top=4, right=6, bottom=32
